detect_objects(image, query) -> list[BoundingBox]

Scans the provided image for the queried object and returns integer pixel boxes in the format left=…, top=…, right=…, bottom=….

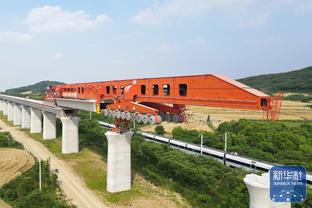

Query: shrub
left=0, top=132, right=23, bottom=149
left=154, top=125, right=165, bottom=135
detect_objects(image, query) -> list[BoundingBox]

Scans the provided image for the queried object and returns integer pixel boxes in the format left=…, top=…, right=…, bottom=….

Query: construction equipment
left=44, top=74, right=283, bottom=131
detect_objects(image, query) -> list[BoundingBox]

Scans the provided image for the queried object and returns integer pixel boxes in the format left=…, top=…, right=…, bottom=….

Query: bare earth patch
left=0, top=148, right=35, bottom=186
left=0, top=199, right=10, bottom=208
left=0, top=148, right=35, bottom=208
left=188, top=100, right=312, bottom=127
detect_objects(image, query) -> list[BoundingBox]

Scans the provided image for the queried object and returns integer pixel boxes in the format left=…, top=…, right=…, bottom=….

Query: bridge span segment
left=0, top=94, right=80, bottom=154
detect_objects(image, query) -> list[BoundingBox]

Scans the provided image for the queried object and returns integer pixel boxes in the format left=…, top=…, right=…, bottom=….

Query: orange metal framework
left=45, top=74, right=282, bottom=124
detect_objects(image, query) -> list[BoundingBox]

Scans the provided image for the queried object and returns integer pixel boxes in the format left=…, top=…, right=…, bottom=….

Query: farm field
left=0, top=199, right=10, bottom=208
left=0, top=148, right=35, bottom=186
left=0, top=148, right=35, bottom=208
left=141, top=100, right=312, bottom=134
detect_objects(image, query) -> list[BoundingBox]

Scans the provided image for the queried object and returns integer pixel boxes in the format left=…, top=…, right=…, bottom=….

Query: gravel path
left=0, top=119, right=108, bottom=208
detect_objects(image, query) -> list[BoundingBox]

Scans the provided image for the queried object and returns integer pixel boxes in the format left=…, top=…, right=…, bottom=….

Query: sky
left=0, top=0, right=311, bottom=91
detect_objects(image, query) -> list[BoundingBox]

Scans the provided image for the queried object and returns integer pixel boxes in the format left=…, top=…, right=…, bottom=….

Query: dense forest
left=238, top=66, right=312, bottom=93
left=0, top=132, right=73, bottom=208
left=172, top=120, right=312, bottom=172
left=5, top=81, right=64, bottom=95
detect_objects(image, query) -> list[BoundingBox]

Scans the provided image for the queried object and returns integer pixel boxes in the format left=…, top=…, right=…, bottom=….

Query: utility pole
left=224, top=132, right=228, bottom=152
left=223, top=132, right=228, bottom=166
left=39, top=158, right=42, bottom=191
left=200, top=134, right=203, bottom=156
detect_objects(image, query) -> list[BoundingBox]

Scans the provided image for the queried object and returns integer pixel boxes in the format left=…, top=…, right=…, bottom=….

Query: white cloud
left=241, top=13, right=271, bottom=28
left=155, top=38, right=207, bottom=52
left=293, top=1, right=312, bottom=15
left=0, top=31, right=32, bottom=44
left=156, top=43, right=176, bottom=51
left=26, top=5, right=111, bottom=33
left=133, top=0, right=312, bottom=25
left=54, top=53, right=64, bottom=59
left=187, top=37, right=207, bottom=47
left=133, top=0, right=253, bottom=24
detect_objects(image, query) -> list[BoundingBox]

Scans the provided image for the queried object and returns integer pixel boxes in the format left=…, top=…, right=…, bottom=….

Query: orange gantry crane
left=45, top=74, right=283, bottom=129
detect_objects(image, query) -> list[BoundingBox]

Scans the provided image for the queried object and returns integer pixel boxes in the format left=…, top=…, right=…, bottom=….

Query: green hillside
left=238, top=66, right=312, bottom=94
left=5, top=81, right=64, bottom=95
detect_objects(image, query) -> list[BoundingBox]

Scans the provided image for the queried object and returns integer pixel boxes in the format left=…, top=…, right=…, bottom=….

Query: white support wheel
left=108, top=109, right=113, bottom=117
left=149, top=115, right=162, bottom=125
left=160, top=112, right=166, bottom=121
left=125, top=112, right=131, bottom=121
left=155, top=115, right=162, bottom=124
left=103, top=109, right=108, bottom=116
left=112, top=110, right=118, bottom=118
left=172, top=115, right=180, bottom=123
left=142, top=114, right=149, bottom=124
left=149, top=116, right=156, bottom=125
left=120, top=111, right=126, bottom=120
left=116, top=110, right=121, bottom=119
left=131, top=113, right=137, bottom=121
left=165, top=113, right=172, bottom=122
left=136, top=113, right=143, bottom=123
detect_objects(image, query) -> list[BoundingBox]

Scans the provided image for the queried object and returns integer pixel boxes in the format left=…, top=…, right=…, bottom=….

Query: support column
left=13, top=104, right=22, bottom=126
left=30, top=108, right=42, bottom=133
left=43, top=111, right=56, bottom=140
left=105, top=131, right=133, bottom=193
left=7, top=102, right=14, bottom=121
left=60, top=116, right=79, bottom=154
left=244, top=173, right=291, bottom=208
left=3, top=101, right=8, bottom=116
left=21, top=105, right=31, bottom=129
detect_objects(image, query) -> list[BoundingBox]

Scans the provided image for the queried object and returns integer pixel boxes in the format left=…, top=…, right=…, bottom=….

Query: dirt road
left=0, top=119, right=107, bottom=208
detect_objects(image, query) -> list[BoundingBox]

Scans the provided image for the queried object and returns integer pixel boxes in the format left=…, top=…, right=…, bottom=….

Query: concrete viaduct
left=0, top=94, right=130, bottom=193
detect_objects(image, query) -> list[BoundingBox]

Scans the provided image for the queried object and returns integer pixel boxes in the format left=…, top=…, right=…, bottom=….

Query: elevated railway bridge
left=0, top=74, right=291, bottom=207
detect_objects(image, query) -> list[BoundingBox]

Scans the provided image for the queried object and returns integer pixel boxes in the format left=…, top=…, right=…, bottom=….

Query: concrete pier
left=43, top=111, right=56, bottom=140
left=60, top=116, right=79, bottom=154
left=3, top=101, right=8, bottom=116
left=244, top=173, right=291, bottom=208
left=13, top=104, right=22, bottom=126
left=21, top=105, right=31, bottom=129
left=8, top=102, right=14, bottom=121
left=105, top=131, right=133, bottom=193
left=30, top=108, right=42, bottom=133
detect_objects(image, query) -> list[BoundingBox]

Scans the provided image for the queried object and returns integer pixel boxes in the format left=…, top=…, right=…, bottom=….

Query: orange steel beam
left=45, top=74, right=282, bottom=121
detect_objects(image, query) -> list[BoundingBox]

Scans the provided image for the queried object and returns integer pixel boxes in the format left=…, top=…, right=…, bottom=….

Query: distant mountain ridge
left=4, top=66, right=312, bottom=96
left=5, top=81, right=65, bottom=95
left=237, top=66, right=312, bottom=94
